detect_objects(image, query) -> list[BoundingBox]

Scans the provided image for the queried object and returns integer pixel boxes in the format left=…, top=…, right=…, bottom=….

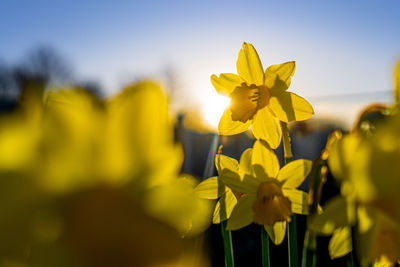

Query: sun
left=202, top=91, right=230, bottom=131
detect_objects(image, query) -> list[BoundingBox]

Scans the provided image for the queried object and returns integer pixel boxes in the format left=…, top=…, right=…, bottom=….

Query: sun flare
left=202, top=92, right=230, bottom=131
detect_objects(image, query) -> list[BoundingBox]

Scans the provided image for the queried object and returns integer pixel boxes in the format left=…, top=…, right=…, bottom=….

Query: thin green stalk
left=281, top=122, right=298, bottom=267
left=287, top=215, right=299, bottom=267
left=350, top=224, right=360, bottom=267
left=301, top=231, right=317, bottom=267
left=346, top=252, right=355, bottom=267
left=204, top=134, right=235, bottom=267
left=302, top=160, right=327, bottom=267
left=221, top=220, right=235, bottom=267
left=261, top=226, right=270, bottom=267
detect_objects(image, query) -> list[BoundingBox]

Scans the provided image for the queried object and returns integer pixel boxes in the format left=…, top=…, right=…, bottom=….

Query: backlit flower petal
left=269, top=92, right=314, bottom=123
left=264, top=221, right=287, bottom=245
left=308, top=196, right=355, bottom=235
left=236, top=42, right=264, bottom=86
left=194, top=176, right=226, bottom=199
left=211, top=73, right=244, bottom=96
left=218, top=108, right=252, bottom=135
left=219, top=169, right=260, bottom=194
left=265, top=61, right=296, bottom=91
left=329, top=227, right=352, bottom=259
left=278, top=159, right=312, bottom=189
left=252, top=107, right=282, bottom=149
left=227, top=194, right=256, bottom=230
left=328, top=134, right=361, bottom=181
left=252, top=140, right=280, bottom=179
left=215, top=154, right=239, bottom=174
left=283, top=189, right=309, bottom=215
left=239, top=148, right=255, bottom=175
left=213, top=189, right=238, bottom=224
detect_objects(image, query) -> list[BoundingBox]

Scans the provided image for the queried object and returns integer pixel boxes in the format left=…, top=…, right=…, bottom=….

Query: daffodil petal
left=236, top=42, right=264, bottom=86
left=218, top=108, right=252, bottom=136
left=213, top=190, right=238, bottom=223
left=211, top=73, right=244, bottom=96
left=252, top=140, right=280, bottom=179
left=278, top=159, right=312, bottom=189
left=252, top=107, right=282, bottom=149
left=329, top=227, right=352, bottom=259
left=239, top=148, right=255, bottom=175
left=357, top=206, right=374, bottom=234
left=394, top=60, right=400, bottom=104
left=269, top=92, right=314, bottom=123
left=266, top=61, right=296, bottom=90
left=215, top=154, right=239, bottom=174
left=328, top=134, right=361, bottom=181
left=308, top=196, right=355, bottom=235
left=219, top=169, right=259, bottom=194
left=227, top=194, right=256, bottom=230
left=264, top=221, right=287, bottom=245
left=283, top=189, right=309, bottom=215
left=195, top=176, right=225, bottom=199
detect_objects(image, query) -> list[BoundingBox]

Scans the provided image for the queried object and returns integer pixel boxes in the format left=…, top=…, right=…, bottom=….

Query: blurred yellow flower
left=104, top=81, right=184, bottom=188
left=310, top=117, right=400, bottom=264
left=218, top=140, right=311, bottom=244
left=0, top=81, right=211, bottom=266
left=212, top=42, right=314, bottom=148
left=394, top=60, right=400, bottom=106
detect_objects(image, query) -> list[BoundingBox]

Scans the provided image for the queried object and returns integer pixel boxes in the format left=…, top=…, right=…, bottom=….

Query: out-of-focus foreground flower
left=211, top=42, right=314, bottom=148
left=309, top=116, right=400, bottom=266
left=0, top=81, right=211, bottom=267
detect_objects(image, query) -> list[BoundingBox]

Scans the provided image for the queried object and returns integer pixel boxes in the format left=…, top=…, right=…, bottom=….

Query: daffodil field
left=0, top=42, right=399, bottom=267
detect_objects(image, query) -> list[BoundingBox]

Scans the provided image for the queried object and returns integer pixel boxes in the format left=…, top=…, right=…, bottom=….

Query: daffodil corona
left=212, top=42, right=314, bottom=148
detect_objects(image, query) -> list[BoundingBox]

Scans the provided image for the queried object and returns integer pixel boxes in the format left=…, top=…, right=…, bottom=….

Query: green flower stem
left=221, top=220, right=235, bottom=267
left=288, top=215, right=299, bottom=267
left=347, top=252, right=355, bottom=267
left=301, top=230, right=317, bottom=267
left=261, top=226, right=270, bottom=267
left=204, top=134, right=235, bottom=267
left=281, top=122, right=298, bottom=267
left=350, top=224, right=360, bottom=267
left=302, top=160, right=327, bottom=267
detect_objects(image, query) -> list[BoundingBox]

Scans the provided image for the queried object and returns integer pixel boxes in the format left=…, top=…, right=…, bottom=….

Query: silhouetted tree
left=18, top=46, right=72, bottom=85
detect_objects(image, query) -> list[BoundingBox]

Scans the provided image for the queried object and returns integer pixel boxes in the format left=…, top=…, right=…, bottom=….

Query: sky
left=1, top=0, right=399, bottom=127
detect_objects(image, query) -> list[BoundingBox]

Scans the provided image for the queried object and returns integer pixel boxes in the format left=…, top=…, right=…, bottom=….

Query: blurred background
left=0, top=1, right=399, bottom=266
left=1, top=0, right=399, bottom=127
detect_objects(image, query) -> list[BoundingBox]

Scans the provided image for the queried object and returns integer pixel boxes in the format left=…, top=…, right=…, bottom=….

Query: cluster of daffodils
left=196, top=42, right=314, bottom=245
left=308, top=61, right=400, bottom=266
left=0, top=81, right=211, bottom=266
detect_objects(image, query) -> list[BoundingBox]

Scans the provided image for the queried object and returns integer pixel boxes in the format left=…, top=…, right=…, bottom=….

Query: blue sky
left=1, top=0, right=399, bottom=125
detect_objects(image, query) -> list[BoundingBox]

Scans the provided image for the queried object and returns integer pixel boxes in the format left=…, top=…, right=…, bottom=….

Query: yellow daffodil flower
left=212, top=42, right=314, bottom=148
left=217, top=140, right=311, bottom=244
